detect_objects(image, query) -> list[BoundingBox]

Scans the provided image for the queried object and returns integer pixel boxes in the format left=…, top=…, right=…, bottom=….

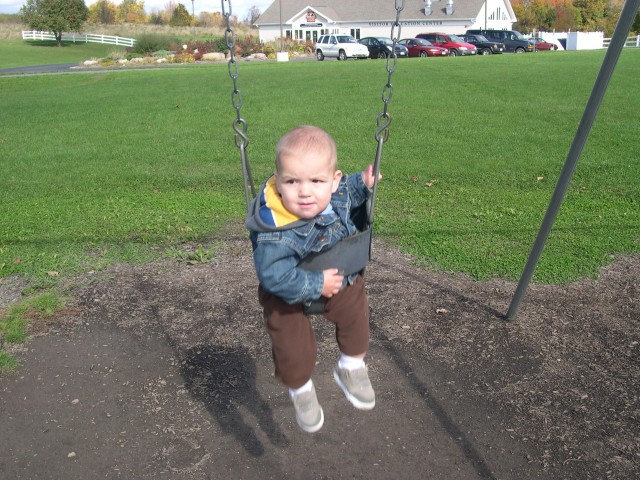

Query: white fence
left=22, top=30, right=136, bottom=47
left=534, top=31, right=640, bottom=50
left=603, top=34, right=640, bottom=48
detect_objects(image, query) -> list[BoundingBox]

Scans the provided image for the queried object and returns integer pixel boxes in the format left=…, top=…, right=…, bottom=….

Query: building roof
left=255, top=0, right=490, bottom=25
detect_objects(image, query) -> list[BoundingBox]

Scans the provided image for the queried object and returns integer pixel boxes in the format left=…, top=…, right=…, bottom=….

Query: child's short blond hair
left=276, top=125, right=338, bottom=173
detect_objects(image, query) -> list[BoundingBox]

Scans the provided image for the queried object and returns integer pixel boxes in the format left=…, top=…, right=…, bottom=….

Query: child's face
left=275, top=149, right=342, bottom=219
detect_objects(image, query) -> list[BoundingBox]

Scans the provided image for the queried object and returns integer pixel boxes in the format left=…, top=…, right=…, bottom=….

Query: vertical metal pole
left=279, top=0, right=284, bottom=52
left=505, top=0, right=640, bottom=321
left=191, top=0, right=195, bottom=41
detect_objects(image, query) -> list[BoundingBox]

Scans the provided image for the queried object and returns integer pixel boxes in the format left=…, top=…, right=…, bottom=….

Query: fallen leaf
left=13, top=258, right=21, bottom=265
left=68, top=452, right=76, bottom=458
left=536, top=176, right=544, bottom=181
left=47, top=271, right=59, bottom=276
left=436, top=308, right=449, bottom=314
left=425, top=182, right=433, bottom=187
left=411, top=176, right=418, bottom=182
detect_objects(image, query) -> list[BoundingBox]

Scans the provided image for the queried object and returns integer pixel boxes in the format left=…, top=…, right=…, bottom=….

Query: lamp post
left=279, top=0, right=284, bottom=51
left=276, top=0, right=288, bottom=61
left=191, top=0, right=195, bottom=41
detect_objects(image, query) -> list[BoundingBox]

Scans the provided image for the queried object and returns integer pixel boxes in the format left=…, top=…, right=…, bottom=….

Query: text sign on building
left=369, top=21, right=444, bottom=27
left=300, top=23, right=323, bottom=27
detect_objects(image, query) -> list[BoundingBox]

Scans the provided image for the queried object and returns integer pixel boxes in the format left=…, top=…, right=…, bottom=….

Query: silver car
left=315, top=34, right=370, bottom=61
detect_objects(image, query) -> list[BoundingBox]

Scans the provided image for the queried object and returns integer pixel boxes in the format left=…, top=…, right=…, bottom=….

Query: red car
left=527, top=37, right=558, bottom=51
left=416, top=33, right=477, bottom=56
left=398, top=38, right=449, bottom=57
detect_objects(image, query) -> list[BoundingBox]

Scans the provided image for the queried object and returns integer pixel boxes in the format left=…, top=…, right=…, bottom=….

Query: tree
left=87, top=0, right=118, bottom=24
left=633, top=10, right=640, bottom=34
left=148, top=10, right=165, bottom=25
left=532, top=0, right=556, bottom=31
left=20, top=0, right=88, bottom=47
left=199, top=11, right=226, bottom=28
left=170, top=3, right=191, bottom=27
left=553, top=0, right=580, bottom=31
left=574, top=0, right=608, bottom=30
left=243, top=5, right=261, bottom=27
left=117, top=0, right=146, bottom=24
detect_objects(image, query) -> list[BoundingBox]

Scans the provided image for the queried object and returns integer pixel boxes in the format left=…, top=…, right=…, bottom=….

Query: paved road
left=0, top=56, right=320, bottom=76
left=0, top=63, right=78, bottom=75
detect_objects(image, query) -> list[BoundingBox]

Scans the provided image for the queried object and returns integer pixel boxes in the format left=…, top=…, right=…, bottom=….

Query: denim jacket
left=245, top=172, right=371, bottom=304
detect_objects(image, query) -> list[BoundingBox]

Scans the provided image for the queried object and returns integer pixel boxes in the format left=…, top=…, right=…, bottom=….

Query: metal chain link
left=375, top=0, right=404, bottom=143
left=222, top=0, right=255, bottom=208
left=368, top=0, right=404, bottom=225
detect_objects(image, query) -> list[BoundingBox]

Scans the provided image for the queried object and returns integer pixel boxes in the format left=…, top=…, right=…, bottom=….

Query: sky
left=0, top=1, right=274, bottom=20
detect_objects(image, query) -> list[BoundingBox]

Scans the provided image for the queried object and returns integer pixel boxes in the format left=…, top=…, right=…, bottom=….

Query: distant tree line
left=512, top=0, right=640, bottom=36
left=85, top=0, right=259, bottom=28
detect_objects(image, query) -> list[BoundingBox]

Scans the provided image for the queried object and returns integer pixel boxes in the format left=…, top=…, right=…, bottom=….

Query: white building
left=255, top=0, right=517, bottom=43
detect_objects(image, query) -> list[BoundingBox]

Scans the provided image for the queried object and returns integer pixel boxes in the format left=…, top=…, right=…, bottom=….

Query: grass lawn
left=0, top=39, right=115, bottom=69
left=0, top=49, right=638, bottom=286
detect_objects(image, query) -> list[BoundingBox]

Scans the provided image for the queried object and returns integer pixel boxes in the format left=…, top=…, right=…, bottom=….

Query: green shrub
left=131, top=33, right=178, bottom=55
left=125, top=52, right=144, bottom=60
left=152, top=49, right=176, bottom=57
left=209, top=35, right=229, bottom=53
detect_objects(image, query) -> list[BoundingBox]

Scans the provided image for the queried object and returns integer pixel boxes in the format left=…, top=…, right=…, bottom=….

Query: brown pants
left=258, top=275, right=370, bottom=389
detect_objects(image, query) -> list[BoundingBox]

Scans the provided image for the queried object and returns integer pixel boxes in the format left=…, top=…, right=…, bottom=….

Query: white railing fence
left=22, top=30, right=136, bottom=47
left=534, top=31, right=640, bottom=50
left=603, top=34, right=640, bottom=48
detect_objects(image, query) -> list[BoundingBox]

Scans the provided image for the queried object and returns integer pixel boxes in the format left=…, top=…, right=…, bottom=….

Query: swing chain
left=368, top=0, right=403, bottom=226
left=222, top=0, right=255, bottom=208
left=222, top=0, right=249, bottom=150
left=375, top=0, right=404, bottom=143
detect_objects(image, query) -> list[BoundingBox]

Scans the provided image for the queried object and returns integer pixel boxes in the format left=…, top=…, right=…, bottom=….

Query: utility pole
left=191, top=0, right=195, bottom=41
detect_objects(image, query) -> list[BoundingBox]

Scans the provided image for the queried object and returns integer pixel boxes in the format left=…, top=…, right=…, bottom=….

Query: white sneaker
left=290, top=384, right=324, bottom=433
left=333, top=365, right=375, bottom=410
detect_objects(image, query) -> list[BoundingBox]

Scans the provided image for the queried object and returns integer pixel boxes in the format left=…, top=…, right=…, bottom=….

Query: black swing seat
left=297, top=227, right=371, bottom=276
left=297, top=202, right=372, bottom=315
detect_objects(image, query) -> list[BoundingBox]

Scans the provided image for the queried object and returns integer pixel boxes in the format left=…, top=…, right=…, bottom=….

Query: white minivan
left=315, top=34, right=370, bottom=61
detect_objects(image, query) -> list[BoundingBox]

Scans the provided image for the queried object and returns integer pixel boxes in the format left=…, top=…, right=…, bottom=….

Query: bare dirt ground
left=1, top=229, right=638, bottom=479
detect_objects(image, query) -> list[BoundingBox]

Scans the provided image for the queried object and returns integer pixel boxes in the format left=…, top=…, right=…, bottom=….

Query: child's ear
left=332, top=170, right=343, bottom=192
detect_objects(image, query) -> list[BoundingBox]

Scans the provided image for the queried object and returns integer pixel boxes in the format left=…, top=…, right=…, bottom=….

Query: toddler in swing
left=245, top=125, right=380, bottom=433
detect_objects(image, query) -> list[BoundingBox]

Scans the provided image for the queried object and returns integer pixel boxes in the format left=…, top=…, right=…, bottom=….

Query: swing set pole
left=506, top=0, right=640, bottom=321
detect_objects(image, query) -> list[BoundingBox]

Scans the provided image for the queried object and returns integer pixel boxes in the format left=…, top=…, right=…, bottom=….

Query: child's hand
left=362, top=164, right=382, bottom=189
left=322, top=268, right=344, bottom=298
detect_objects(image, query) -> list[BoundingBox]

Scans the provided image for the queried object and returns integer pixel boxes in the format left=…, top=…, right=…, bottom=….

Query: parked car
left=459, top=34, right=505, bottom=55
left=358, top=36, right=409, bottom=59
left=466, top=29, right=534, bottom=53
left=415, top=33, right=477, bottom=56
left=527, top=36, right=558, bottom=51
left=315, top=34, right=369, bottom=61
left=397, top=38, right=449, bottom=57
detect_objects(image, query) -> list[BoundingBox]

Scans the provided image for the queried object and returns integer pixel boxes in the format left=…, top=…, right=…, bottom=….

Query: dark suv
left=466, top=29, right=534, bottom=53
left=459, top=34, right=505, bottom=55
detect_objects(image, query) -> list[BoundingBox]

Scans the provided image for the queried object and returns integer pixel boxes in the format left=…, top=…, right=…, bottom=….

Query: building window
left=312, top=31, right=318, bottom=42
left=306, top=31, right=311, bottom=41
left=286, top=30, right=291, bottom=39
left=350, top=28, right=361, bottom=39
